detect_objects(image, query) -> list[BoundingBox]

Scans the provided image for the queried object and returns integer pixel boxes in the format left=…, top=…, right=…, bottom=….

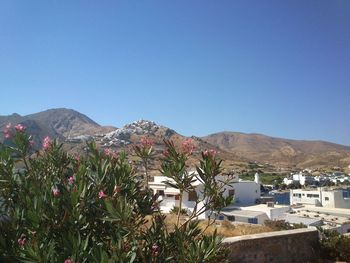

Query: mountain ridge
left=204, top=130, right=350, bottom=148
left=202, top=131, right=350, bottom=168
left=1, top=108, right=350, bottom=169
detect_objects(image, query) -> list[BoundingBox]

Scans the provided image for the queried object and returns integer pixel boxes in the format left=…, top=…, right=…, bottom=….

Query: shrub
left=264, top=220, right=306, bottom=231
left=0, top=126, right=232, bottom=262
left=169, top=206, right=188, bottom=216
left=319, top=229, right=350, bottom=261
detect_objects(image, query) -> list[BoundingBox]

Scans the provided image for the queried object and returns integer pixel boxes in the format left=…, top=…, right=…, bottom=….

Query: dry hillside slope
left=202, top=132, right=350, bottom=168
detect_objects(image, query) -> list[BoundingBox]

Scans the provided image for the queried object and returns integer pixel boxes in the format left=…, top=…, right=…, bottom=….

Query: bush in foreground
left=0, top=125, right=232, bottom=262
left=319, top=228, right=350, bottom=261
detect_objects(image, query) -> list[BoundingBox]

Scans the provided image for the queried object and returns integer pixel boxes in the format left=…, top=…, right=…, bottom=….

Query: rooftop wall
left=222, top=228, right=319, bottom=263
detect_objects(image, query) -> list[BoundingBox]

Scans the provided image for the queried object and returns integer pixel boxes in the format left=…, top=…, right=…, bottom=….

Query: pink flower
left=203, top=149, right=218, bottom=157
left=15, top=124, right=25, bottom=132
left=140, top=137, right=154, bottom=148
left=162, top=149, right=169, bottom=157
left=3, top=123, right=12, bottom=139
left=104, top=148, right=119, bottom=159
left=3, top=129, right=11, bottom=139
left=151, top=244, right=160, bottom=256
left=52, top=188, right=60, bottom=197
left=29, top=140, right=35, bottom=147
left=182, top=139, right=195, bottom=155
left=64, top=259, right=73, bottom=263
left=98, top=190, right=107, bottom=199
left=18, top=237, right=26, bottom=247
left=104, top=148, right=111, bottom=156
left=68, top=176, right=74, bottom=184
left=43, top=136, right=52, bottom=150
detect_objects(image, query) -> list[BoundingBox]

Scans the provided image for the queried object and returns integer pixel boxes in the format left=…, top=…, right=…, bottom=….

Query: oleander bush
left=0, top=124, right=232, bottom=262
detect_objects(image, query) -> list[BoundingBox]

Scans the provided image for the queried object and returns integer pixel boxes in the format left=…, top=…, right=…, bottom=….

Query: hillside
left=89, top=120, right=243, bottom=174
left=202, top=132, right=350, bottom=168
left=0, top=108, right=115, bottom=147
left=1, top=108, right=350, bottom=169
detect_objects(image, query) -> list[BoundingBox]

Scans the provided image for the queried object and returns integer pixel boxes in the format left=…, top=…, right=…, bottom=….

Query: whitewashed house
left=290, top=188, right=350, bottom=208
left=221, top=203, right=290, bottom=224
left=148, top=173, right=261, bottom=220
left=283, top=172, right=314, bottom=186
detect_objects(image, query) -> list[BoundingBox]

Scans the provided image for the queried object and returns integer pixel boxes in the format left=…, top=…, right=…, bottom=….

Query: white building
left=290, top=188, right=350, bottom=209
left=283, top=172, right=314, bottom=186
left=148, top=174, right=261, bottom=220
left=220, top=204, right=290, bottom=224
left=291, top=206, right=350, bottom=234
left=220, top=209, right=269, bottom=224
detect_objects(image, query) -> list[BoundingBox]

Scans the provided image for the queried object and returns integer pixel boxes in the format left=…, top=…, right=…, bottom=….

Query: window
left=218, top=215, right=224, bottom=220
left=227, top=216, right=235, bottom=221
left=325, top=197, right=329, bottom=201
left=307, top=194, right=319, bottom=198
left=175, top=195, right=180, bottom=200
left=248, top=218, right=258, bottom=224
left=188, top=191, right=197, bottom=201
left=228, top=189, right=235, bottom=197
left=157, top=190, right=164, bottom=196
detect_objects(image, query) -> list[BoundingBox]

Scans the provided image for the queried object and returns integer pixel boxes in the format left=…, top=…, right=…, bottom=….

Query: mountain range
left=1, top=108, right=350, bottom=171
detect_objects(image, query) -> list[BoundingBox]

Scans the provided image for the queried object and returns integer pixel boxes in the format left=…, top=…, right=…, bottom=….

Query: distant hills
left=0, top=108, right=115, bottom=148
left=1, top=108, right=350, bottom=170
left=203, top=132, right=350, bottom=169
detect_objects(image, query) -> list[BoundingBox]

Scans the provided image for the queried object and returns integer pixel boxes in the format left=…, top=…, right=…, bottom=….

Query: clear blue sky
left=1, top=1, right=349, bottom=145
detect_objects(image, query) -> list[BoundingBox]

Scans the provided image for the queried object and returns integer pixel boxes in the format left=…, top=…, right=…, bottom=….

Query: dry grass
left=198, top=219, right=273, bottom=237
left=142, top=214, right=273, bottom=237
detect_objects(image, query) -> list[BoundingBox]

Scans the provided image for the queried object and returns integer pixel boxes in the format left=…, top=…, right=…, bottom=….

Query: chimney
left=267, top=202, right=274, bottom=208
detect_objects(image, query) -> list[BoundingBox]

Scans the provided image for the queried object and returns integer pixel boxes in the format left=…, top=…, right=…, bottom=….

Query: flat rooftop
left=228, top=204, right=290, bottom=213
left=221, top=210, right=266, bottom=218
left=294, top=205, right=350, bottom=217
left=281, top=214, right=323, bottom=226
left=292, top=206, right=350, bottom=225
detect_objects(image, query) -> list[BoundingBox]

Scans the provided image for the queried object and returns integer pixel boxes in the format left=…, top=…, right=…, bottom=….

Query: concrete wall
left=333, top=191, right=350, bottom=208
left=269, top=206, right=290, bottom=220
left=222, top=228, right=319, bottom=263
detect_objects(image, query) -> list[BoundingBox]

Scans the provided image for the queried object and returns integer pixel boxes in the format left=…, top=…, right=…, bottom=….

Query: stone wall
left=222, top=228, right=319, bottom=263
